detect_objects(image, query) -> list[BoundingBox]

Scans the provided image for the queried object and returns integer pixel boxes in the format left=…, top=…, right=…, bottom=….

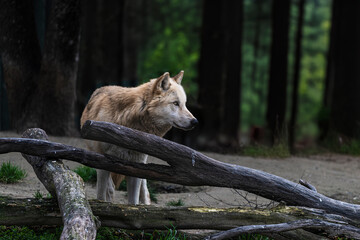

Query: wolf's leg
left=127, top=176, right=142, bottom=205
left=139, top=179, right=151, bottom=205
left=97, top=169, right=115, bottom=202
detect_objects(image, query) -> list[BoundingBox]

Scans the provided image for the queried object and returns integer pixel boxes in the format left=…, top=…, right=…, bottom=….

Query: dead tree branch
left=205, top=219, right=360, bottom=240
left=20, top=128, right=99, bottom=240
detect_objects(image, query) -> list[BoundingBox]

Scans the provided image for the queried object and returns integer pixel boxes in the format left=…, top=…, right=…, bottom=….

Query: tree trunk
left=34, top=0, right=80, bottom=136
left=289, top=0, right=305, bottom=152
left=0, top=0, right=41, bottom=131
left=327, top=0, right=360, bottom=139
left=219, top=0, right=243, bottom=148
left=122, top=0, right=142, bottom=87
left=266, top=0, right=290, bottom=144
left=1, top=197, right=359, bottom=239
left=21, top=128, right=99, bottom=240
left=197, top=0, right=224, bottom=149
left=0, top=0, right=80, bottom=136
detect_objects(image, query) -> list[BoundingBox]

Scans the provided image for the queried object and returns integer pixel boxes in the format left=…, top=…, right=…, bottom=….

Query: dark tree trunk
left=327, top=0, right=360, bottom=139
left=266, top=0, right=290, bottom=144
left=289, top=0, right=305, bottom=152
left=77, top=0, right=125, bottom=122
left=35, top=0, right=80, bottom=135
left=318, top=0, right=337, bottom=141
left=197, top=0, right=224, bottom=149
left=0, top=1, right=41, bottom=131
left=249, top=0, right=263, bottom=122
left=122, top=0, right=142, bottom=87
left=0, top=0, right=80, bottom=136
left=219, top=0, right=243, bottom=148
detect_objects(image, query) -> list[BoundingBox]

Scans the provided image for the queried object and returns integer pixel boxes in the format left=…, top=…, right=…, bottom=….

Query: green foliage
left=0, top=162, right=27, bottom=183
left=242, top=143, right=290, bottom=158
left=137, top=0, right=201, bottom=100
left=166, top=199, right=184, bottom=207
left=73, top=166, right=97, bottom=183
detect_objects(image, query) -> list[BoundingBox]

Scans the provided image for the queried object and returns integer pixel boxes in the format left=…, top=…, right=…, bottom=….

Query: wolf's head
left=147, top=71, right=198, bottom=131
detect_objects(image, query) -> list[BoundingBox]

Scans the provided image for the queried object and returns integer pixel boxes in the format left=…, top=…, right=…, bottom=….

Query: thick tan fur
left=80, top=71, right=197, bottom=205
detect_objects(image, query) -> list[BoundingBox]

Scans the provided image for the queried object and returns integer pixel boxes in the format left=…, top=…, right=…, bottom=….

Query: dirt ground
left=1, top=131, right=360, bottom=208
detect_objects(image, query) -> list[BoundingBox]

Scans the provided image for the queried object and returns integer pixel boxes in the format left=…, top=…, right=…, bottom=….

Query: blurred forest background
left=0, top=0, right=359, bottom=153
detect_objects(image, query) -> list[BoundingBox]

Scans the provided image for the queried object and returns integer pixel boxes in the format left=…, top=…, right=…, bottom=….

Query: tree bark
left=21, top=128, right=99, bottom=240
left=0, top=0, right=80, bottom=135
left=266, top=0, right=290, bottom=143
left=1, top=121, right=360, bottom=223
left=289, top=0, right=305, bottom=152
left=34, top=0, right=80, bottom=135
left=327, top=0, right=360, bottom=139
left=197, top=0, right=224, bottom=149
left=0, top=0, right=41, bottom=131
left=219, top=0, right=243, bottom=148
left=1, top=197, right=358, bottom=239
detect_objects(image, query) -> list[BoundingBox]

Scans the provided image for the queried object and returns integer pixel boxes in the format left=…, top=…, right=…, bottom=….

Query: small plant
left=0, top=162, right=27, bottom=183
left=34, top=190, right=43, bottom=200
left=147, top=225, right=187, bottom=240
left=166, top=199, right=185, bottom=207
left=73, top=166, right=97, bottom=183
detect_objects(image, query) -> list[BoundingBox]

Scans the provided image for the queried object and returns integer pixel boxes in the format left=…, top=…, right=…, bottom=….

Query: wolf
left=80, top=71, right=198, bottom=205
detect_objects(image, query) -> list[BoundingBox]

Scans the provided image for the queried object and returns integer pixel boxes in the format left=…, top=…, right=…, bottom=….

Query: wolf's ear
left=154, top=72, right=170, bottom=92
left=173, top=70, right=184, bottom=84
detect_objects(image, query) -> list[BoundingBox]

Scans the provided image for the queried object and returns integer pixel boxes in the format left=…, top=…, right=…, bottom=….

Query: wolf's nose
left=190, top=118, right=199, bottom=127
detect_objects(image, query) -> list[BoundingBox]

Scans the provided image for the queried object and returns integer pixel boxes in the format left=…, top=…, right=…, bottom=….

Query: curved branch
left=205, top=219, right=360, bottom=240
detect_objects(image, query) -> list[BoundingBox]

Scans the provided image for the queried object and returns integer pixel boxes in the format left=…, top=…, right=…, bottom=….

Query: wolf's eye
left=173, top=101, right=179, bottom=106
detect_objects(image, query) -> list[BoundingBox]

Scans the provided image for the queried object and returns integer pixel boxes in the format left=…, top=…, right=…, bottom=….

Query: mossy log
left=0, top=197, right=357, bottom=239
left=20, top=128, right=99, bottom=240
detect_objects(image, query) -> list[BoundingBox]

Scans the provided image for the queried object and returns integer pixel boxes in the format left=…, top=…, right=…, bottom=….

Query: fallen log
left=20, top=128, right=99, bottom=240
left=0, top=197, right=356, bottom=239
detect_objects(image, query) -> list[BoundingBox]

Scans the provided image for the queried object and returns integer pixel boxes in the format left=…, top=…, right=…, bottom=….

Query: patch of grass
left=73, top=166, right=97, bottom=183
left=0, top=162, right=27, bottom=183
left=322, top=134, right=360, bottom=155
left=146, top=225, right=187, bottom=240
left=33, top=190, right=52, bottom=200
left=166, top=199, right=185, bottom=207
left=33, top=190, right=43, bottom=200
left=242, top=143, right=290, bottom=158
